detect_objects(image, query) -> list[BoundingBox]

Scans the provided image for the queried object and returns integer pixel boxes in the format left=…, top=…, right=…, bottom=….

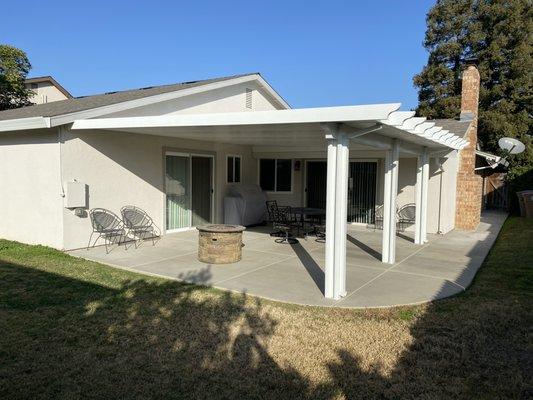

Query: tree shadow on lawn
left=0, top=215, right=530, bottom=399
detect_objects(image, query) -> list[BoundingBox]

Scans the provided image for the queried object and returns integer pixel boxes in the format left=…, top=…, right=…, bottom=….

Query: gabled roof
left=25, top=76, right=73, bottom=98
left=0, top=73, right=288, bottom=124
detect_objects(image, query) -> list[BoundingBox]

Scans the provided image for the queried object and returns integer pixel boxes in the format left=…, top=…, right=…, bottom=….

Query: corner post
left=382, top=139, right=399, bottom=264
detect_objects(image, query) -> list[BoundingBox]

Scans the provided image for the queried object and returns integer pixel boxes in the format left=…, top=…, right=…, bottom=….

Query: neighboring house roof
left=432, top=119, right=472, bottom=138
left=25, top=76, right=73, bottom=99
left=0, top=73, right=289, bottom=125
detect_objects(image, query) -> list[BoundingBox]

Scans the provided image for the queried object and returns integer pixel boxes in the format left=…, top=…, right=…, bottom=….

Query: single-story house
left=0, top=65, right=483, bottom=299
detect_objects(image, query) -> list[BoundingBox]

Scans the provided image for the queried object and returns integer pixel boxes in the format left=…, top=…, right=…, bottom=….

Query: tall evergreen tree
left=414, top=0, right=532, bottom=197
left=0, top=45, right=33, bottom=111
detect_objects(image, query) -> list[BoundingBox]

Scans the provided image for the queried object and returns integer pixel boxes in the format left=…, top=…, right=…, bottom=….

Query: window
left=227, top=155, right=241, bottom=183
left=259, top=159, right=292, bottom=192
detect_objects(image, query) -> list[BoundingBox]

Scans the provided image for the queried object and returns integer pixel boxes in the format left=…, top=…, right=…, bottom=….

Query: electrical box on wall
left=65, top=181, right=87, bottom=208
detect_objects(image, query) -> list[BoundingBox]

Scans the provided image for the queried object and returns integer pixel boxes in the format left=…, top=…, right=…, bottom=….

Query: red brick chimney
left=455, top=62, right=483, bottom=230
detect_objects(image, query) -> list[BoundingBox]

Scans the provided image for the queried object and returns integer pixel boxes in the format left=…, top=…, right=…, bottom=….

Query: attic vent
left=245, top=88, right=253, bottom=109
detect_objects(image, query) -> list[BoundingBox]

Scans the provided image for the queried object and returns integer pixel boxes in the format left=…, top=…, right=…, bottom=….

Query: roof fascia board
left=70, top=103, right=401, bottom=130
left=49, top=74, right=267, bottom=127
left=0, top=116, right=51, bottom=132
left=255, top=75, right=291, bottom=109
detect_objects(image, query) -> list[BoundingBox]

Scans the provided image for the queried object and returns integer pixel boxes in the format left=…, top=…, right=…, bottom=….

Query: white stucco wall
left=60, top=129, right=257, bottom=250
left=0, top=129, right=64, bottom=248
left=427, top=152, right=458, bottom=234
left=252, top=151, right=455, bottom=234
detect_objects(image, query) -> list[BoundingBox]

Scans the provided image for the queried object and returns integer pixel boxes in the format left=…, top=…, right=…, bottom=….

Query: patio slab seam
left=212, top=252, right=298, bottom=285
left=344, top=261, right=467, bottom=289
left=335, top=239, right=435, bottom=304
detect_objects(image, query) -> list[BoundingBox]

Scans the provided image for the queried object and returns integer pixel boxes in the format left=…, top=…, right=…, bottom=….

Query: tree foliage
left=0, top=45, right=34, bottom=111
left=414, top=0, right=533, bottom=197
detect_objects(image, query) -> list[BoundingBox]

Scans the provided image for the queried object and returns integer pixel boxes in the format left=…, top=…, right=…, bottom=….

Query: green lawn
left=0, top=217, right=531, bottom=399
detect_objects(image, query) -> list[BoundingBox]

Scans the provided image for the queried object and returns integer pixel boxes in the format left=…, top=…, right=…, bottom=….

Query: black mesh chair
left=272, top=206, right=299, bottom=244
left=88, top=208, right=128, bottom=253
left=120, top=206, right=161, bottom=247
left=397, top=203, right=416, bottom=232
left=266, top=200, right=282, bottom=236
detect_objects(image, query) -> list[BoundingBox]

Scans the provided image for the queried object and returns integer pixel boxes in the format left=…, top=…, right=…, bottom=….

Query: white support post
left=334, top=133, right=349, bottom=298
left=415, top=155, right=423, bottom=244
left=382, top=139, right=400, bottom=264
left=415, top=147, right=429, bottom=244
left=323, top=126, right=348, bottom=299
left=324, top=137, right=338, bottom=298
left=420, top=148, right=429, bottom=243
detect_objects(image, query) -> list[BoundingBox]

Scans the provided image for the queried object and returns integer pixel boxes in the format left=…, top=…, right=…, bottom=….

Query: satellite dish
left=498, top=137, right=525, bottom=155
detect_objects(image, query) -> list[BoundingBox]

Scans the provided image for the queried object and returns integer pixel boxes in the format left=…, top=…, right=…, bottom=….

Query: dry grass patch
left=0, top=217, right=531, bottom=399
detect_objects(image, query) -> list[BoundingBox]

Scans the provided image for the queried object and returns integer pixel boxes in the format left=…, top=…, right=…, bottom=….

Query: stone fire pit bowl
left=196, top=224, right=246, bottom=264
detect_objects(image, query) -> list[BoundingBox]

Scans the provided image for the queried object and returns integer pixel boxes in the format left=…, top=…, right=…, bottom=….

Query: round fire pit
left=196, top=224, right=246, bottom=264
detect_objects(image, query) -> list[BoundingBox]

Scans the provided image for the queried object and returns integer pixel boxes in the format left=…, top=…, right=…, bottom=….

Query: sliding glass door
left=305, top=160, right=377, bottom=224
left=165, top=152, right=213, bottom=232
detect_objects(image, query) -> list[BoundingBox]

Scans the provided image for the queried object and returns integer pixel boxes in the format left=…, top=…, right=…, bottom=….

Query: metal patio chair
left=266, top=200, right=283, bottom=237
left=87, top=208, right=128, bottom=253
left=120, top=205, right=161, bottom=247
left=272, top=206, right=299, bottom=244
left=374, top=204, right=401, bottom=231
left=374, top=205, right=384, bottom=230
left=397, top=203, right=416, bottom=232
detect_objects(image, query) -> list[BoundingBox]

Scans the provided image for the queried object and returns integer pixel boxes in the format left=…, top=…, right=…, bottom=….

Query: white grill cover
left=224, top=184, right=267, bottom=226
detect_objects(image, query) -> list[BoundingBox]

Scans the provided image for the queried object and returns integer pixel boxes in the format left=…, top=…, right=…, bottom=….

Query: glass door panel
left=347, top=162, right=377, bottom=224
left=165, top=154, right=190, bottom=230
left=191, top=156, right=213, bottom=226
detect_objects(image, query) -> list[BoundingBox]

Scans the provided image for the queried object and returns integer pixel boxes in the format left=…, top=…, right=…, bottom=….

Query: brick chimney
left=455, top=61, right=482, bottom=230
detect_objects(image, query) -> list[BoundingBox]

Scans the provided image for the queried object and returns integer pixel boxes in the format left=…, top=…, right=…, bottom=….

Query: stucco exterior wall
left=60, top=129, right=258, bottom=250
left=0, top=129, right=64, bottom=248
left=427, top=152, right=458, bottom=234
left=253, top=152, right=454, bottom=234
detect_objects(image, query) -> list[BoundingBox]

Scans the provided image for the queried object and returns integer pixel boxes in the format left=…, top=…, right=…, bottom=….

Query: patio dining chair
left=266, top=200, right=283, bottom=237
left=374, top=204, right=401, bottom=231
left=272, top=206, right=299, bottom=244
left=397, top=203, right=416, bottom=232
left=88, top=208, right=128, bottom=253
left=120, top=205, right=161, bottom=247
left=374, top=205, right=384, bottom=230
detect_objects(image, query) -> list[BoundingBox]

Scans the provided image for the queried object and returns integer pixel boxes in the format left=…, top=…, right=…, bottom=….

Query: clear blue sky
left=2, top=0, right=435, bottom=110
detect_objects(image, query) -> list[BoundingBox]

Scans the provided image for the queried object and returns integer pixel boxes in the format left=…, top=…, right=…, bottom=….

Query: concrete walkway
left=69, top=211, right=506, bottom=308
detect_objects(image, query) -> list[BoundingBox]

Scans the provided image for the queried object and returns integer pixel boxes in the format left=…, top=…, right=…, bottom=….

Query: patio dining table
left=289, top=207, right=326, bottom=235
left=290, top=207, right=326, bottom=221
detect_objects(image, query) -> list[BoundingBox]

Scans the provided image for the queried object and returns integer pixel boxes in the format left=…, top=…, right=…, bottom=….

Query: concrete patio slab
left=69, top=211, right=507, bottom=308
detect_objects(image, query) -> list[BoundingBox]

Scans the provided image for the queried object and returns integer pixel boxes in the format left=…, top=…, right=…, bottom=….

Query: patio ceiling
left=71, top=104, right=468, bottom=152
